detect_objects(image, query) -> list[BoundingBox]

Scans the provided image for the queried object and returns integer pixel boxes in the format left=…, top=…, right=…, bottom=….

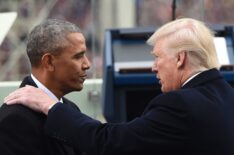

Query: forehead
left=66, top=32, right=86, bottom=46
left=152, top=39, right=165, bottom=54
left=57, top=32, right=86, bottom=56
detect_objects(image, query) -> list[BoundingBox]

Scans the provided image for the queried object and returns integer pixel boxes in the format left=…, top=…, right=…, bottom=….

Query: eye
left=151, top=52, right=156, bottom=58
left=74, top=51, right=85, bottom=59
left=154, top=55, right=159, bottom=60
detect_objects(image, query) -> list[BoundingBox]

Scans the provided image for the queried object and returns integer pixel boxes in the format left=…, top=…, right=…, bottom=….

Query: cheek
left=156, top=59, right=162, bottom=69
left=64, top=61, right=81, bottom=71
left=55, top=63, right=77, bottom=77
left=159, top=63, right=174, bottom=81
left=157, top=59, right=169, bottom=72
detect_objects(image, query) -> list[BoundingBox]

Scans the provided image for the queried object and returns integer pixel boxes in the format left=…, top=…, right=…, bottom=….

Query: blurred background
left=1, top=0, right=234, bottom=81
left=1, top=0, right=234, bottom=120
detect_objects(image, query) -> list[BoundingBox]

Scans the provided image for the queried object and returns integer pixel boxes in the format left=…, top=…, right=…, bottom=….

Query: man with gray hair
left=4, top=18, right=234, bottom=155
left=0, top=19, right=90, bottom=154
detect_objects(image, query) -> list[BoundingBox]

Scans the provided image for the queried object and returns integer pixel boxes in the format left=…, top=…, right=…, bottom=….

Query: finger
left=4, top=94, right=24, bottom=105
left=5, top=98, right=19, bottom=105
left=6, top=88, right=24, bottom=98
left=4, top=89, right=23, bottom=102
left=4, top=93, right=18, bottom=103
left=4, top=89, right=24, bottom=102
left=5, top=95, right=30, bottom=107
left=4, top=86, right=32, bottom=102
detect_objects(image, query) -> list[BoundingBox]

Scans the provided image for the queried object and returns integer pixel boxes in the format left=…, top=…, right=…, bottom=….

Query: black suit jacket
left=0, top=76, right=83, bottom=155
left=45, top=69, right=234, bottom=155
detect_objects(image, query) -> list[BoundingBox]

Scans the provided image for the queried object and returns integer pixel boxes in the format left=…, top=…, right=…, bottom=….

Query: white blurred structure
left=0, top=12, right=17, bottom=45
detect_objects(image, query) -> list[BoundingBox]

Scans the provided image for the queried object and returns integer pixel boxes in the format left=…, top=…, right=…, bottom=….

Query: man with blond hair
left=5, top=18, right=234, bottom=155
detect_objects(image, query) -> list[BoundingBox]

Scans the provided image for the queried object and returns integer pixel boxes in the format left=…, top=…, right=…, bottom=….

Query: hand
left=4, top=85, right=56, bottom=115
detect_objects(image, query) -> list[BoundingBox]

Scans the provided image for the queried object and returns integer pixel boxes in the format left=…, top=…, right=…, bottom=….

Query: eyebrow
left=73, top=50, right=86, bottom=57
left=78, top=50, right=86, bottom=55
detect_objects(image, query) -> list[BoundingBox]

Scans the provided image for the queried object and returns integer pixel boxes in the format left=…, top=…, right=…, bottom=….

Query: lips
left=79, top=75, right=87, bottom=83
left=156, top=76, right=161, bottom=84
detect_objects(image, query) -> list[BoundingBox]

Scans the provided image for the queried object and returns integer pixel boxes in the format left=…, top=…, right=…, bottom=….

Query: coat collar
left=182, top=68, right=223, bottom=88
left=19, top=76, right=71, bottom=105
left=20, top=76, right=37, bottom=88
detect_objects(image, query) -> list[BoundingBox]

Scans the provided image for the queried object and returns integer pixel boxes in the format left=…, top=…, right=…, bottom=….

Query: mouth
left=156, top=76, right=161, bottom=84
left=158, top=80, right=161, bottom=85
left=79, top=75, right=87, bottom=83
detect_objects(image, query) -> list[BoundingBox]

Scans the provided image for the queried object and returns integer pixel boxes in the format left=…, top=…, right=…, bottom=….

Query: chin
left=77, top=87, right=83, bottom=91
left=161, top=87, right=167, bottom=93
left=75, top=85, right=84, bottom=91
left=66, top=85, right=83, bottom=93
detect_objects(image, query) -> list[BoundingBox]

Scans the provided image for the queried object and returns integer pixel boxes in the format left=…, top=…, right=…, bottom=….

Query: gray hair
left=27, top=19, right=81, bottom=67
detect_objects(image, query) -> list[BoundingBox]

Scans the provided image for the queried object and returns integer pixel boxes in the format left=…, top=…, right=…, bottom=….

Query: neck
left=180, top=67, right=208, bottom=86
left=31, top=69, right=64, bottom=99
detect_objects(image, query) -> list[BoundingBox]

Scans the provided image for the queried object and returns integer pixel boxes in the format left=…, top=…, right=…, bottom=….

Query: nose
left=83, top=55, right=91, bottom=70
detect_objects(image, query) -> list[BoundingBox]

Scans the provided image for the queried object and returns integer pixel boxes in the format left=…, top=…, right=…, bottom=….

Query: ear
left=176, top=51, right=187, bottom=68
left=41, top=53, right=55, bottom=71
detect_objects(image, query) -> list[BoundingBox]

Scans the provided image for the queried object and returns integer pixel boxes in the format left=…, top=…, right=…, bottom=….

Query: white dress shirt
left=182, top=71, right=203, bottom=87
left=31, top=74, right=63, bottom=103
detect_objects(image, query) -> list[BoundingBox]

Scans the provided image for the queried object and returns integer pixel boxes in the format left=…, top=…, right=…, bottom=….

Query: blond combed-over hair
left=147, top=18, right=220, bottom=69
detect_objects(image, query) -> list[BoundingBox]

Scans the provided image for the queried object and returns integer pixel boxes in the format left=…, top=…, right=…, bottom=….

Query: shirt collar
left=182, top=71, right=203, bottom=87
left=30, top=74, right=63, bottom=103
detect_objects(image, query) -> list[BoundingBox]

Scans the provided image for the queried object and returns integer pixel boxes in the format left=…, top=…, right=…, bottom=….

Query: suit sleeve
left=45, top=93, right=189, bottom=155
left=0, top=111, right=48, bottom=155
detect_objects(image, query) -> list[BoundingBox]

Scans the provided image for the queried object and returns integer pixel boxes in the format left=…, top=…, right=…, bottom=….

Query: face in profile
left=51, top=32, right=91, bottom=94
left=151, top=39, right=182, bottom=93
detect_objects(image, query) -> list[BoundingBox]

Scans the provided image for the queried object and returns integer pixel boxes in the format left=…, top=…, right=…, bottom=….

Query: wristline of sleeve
left=48, top=102, right=62, bottom=113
